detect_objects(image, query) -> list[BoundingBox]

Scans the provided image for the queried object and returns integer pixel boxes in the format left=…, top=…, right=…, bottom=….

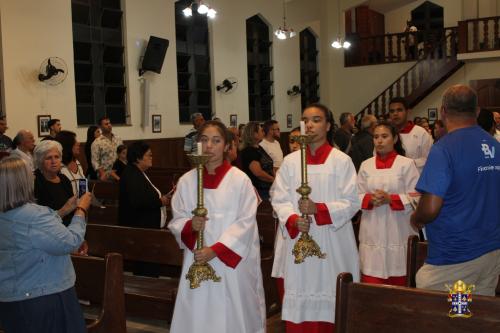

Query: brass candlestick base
left=291, top=134, right=326, bottom=264
left=186, top=261, right=222, bottom=289
left=186, top=153, right=221, bottom=289
left=292, top=232, right=327, bottom=264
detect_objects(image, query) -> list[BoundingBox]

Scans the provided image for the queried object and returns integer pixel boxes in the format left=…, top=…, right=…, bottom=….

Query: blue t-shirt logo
left=481, top=143, right=495, bottom=159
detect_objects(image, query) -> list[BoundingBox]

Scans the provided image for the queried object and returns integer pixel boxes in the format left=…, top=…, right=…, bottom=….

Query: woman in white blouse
left=55, top=131, right=85, bottom=196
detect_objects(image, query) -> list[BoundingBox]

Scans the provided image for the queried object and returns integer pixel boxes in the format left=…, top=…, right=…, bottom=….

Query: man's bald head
left=442, top=85, right=478, bottom=118
left=13, top=129, right=35, bottom=152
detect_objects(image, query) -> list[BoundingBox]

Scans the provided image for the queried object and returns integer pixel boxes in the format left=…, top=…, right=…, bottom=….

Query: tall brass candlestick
left=291, top=134, right=326, bottom=264
left=185, top=154, right=221, bottom=289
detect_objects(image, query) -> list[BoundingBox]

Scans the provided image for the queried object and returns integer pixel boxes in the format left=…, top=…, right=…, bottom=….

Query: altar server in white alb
left=357, top=121, right=420, bottom=286
left=388, top=97, right=433, bottom=173
left=271, top=103, right=360, bottom=333
left=168, top=121, right=265, bottom=333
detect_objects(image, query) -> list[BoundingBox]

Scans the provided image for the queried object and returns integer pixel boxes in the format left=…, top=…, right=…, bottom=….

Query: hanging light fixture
left=331, top=0, right=350, bottom=49
left=183, top=1, right=217, bottom=19
left=331, top=38, right=351, bottom=49
left=274, top=0, right=296, bottom=40
left=182, top=6, right=193, bottom=17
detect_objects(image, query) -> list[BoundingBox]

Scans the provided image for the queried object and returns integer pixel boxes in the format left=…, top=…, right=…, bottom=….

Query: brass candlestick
left=291, top=134, right=326, bottom=264
left=185, top=154, right=221, bottom=289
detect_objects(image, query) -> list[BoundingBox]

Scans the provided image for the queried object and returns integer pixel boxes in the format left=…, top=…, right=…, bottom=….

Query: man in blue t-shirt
left=411, top=84, right=500, bottom=296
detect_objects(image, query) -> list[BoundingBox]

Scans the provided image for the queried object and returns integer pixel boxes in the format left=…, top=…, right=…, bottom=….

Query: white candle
left=300, top=121, right=306, bottom=135
left=197, top=142, right=202, bottom=155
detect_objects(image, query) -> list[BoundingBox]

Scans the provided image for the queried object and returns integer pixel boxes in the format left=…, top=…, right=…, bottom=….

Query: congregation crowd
left=0, top=84, right=499, bottom=333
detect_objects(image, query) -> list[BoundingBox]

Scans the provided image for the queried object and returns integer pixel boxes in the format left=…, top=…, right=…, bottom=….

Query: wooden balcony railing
left=458, top=16, right=500, bottom=53
left=345, top=27, right=457, bottom=67
left=354, top=27, right=463, bottom=121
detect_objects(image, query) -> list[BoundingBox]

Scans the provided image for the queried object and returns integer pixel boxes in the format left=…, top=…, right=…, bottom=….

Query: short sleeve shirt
left=416, top=126, right=500, bottom=265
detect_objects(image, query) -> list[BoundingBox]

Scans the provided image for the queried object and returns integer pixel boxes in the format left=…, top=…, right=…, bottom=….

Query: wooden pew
left=89, top=180, right=120, bottom=204
left=72, top=253, right=127, bottom=333
left=406, top=235, right=427, bottom=288
left=86, top=206, right=280, bottom=320
left=335, top=272, right=500, bottom=333
left=256, top=202, right=281, bottom=316
left=406, top=235, right=500, bottom=295
left=85, top=224, right=182, bottom=322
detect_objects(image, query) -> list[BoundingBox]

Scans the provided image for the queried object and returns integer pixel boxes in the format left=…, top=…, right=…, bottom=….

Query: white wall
left=121, top=0, right=179, bottom=139
left=0, top=0, right=77, bottom=140
left=0, top=0, right=323, bottom=139
left=1, top=0, right=497, bottom=140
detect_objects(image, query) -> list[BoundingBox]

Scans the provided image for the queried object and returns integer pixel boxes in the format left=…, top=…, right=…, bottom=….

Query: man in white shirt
left=389, top=97, right=433, bottom=173
left=10, top=129, right=35, bottom=171
left=259, top=120, right=283, bottom=173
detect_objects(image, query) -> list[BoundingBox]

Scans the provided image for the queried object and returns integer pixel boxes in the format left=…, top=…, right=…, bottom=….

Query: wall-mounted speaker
left=140, top=36, right=169, bottom=76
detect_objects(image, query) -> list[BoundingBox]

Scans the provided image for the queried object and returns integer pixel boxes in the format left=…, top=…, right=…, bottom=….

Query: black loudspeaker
left=140, top=36, right=169, bottom=75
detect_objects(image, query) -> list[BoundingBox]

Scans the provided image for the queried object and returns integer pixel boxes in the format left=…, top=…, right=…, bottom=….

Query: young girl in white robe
left=271, top=104, right=360, bottom=333
left=357, top=121, right=420, bottom=286
left=168, top=121, right=265, bottom=333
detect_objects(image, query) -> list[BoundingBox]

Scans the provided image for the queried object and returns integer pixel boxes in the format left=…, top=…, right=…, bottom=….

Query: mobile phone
left=78, top=179, right=88, bottom=198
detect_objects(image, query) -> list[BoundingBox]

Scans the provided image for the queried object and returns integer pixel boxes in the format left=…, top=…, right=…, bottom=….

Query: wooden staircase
left=354, top=27, right=464, bottom=121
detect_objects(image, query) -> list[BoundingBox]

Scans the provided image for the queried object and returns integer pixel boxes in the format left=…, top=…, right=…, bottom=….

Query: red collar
left=375, top=150, right=398, bottom=169
left=306, top=142, right=333, bottom=165
left=203, top=160, right=232, bottom=189
left=399, top=121, right=415, bottom=134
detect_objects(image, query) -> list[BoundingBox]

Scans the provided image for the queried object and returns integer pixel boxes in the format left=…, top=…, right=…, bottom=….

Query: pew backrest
left=335, top=272, right=500, bottom=333
left=406, top=235, right=428, bottom=287
left=72, top=253, right=127, bottom=333
left=85, top=224, right=183, bottom=266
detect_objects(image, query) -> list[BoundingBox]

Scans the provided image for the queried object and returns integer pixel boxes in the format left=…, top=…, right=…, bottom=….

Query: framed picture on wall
left=37, top=115, right=51, bottom=137
left=287, top=114, right=292, bottom=128
left=229, top=114, right=237, bottom=127
left=152, top=114, right=161, bottom=133
left=428, top=108, right=438, bottom=123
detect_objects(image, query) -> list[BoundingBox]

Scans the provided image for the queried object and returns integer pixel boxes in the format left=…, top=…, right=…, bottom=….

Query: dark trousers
left=0, top=287, right=86, bottom=333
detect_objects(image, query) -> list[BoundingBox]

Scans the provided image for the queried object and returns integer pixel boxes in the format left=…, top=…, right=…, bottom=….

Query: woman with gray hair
left=0, top=156, right=91, bottom=333
left=240, top=121, right=274, bottom=199
left=33, top=140, right=77, bottom=227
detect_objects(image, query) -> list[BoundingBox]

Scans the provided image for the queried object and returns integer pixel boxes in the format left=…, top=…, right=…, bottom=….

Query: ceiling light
left=182, top=6, right=192, bottom=17
left=183, top=1, right=216, bottom=19
left=274, top=0, right=296, bottom=40
left=331, top=0, right=351, bottom=50
left=207, top=8, right=217, bottom=19
left=198, top=3, right=209, bottom=14
left=275, top=29, right=287, bottom=40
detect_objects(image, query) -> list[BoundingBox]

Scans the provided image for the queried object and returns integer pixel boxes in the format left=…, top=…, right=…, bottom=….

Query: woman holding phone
left=33, top=140, right=88, bottom=255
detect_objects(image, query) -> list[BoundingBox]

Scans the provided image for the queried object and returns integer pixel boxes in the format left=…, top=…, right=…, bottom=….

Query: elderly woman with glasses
left=0, top=157, right=91, bottom=333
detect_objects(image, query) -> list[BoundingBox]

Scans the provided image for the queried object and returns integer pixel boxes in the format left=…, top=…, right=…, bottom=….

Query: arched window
left=246, top=15, right=273, bottom=121
left=175, top=0, right=212, bottom=123
left=72, top=0, right=127, bottom=125
left=300, top=28, right=319, bottom=109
